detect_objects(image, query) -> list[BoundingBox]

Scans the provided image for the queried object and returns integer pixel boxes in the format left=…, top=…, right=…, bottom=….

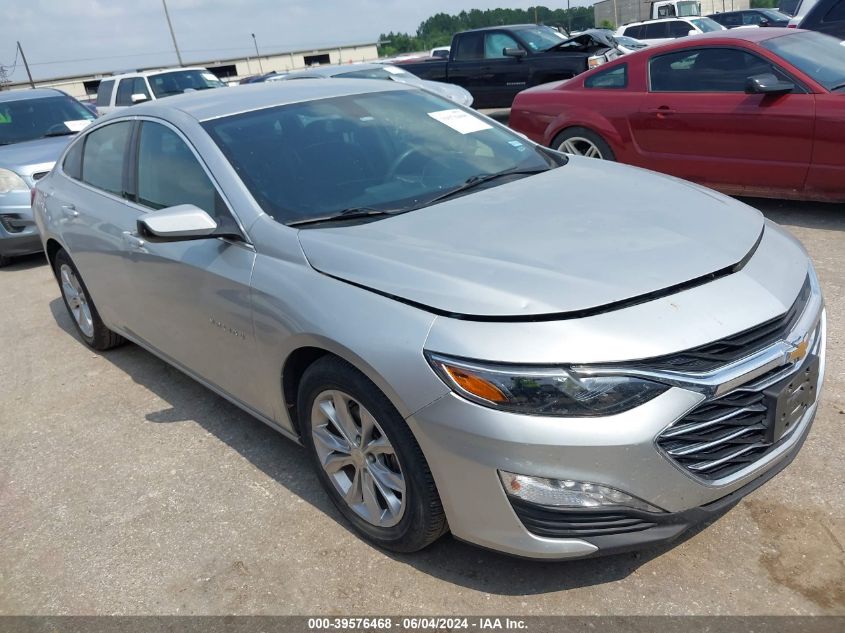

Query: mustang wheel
left=299, top=356, right=447, bottom=552
left=553, top=127, right=616, bottom=161
left=54, top=249, right=125, bottom=351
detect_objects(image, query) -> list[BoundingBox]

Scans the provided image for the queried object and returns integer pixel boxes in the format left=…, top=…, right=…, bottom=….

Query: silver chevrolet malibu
left=33, top=80, right=825, bottom=559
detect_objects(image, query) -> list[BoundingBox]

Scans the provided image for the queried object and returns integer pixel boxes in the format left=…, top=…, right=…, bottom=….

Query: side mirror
left=760, top=19, right=770, bottom=27
left=130, top=93, right=149, bottom=104
left=504, top=47, right=527, bottom=58
left=745, top=73, right=794, bottom=95
left=137, top=205, right=219, bottom=242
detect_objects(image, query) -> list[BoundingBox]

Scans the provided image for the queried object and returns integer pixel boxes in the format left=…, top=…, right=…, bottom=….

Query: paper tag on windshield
left=202, top=72, right=218, bottom=82
left=383, top=66, right=404, bottom=75
left=64, top=120, right=92, bottom=132
left=428, top=109, right=492, bottom=134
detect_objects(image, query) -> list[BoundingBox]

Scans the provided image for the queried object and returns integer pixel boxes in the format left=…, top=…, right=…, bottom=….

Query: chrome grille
left=630, top=275, right=811, bottom=373
left=657, top=351, right=819, bottom=482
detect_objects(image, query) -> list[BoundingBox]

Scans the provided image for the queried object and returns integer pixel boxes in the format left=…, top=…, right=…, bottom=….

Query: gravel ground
left=0, top=197, right=843, bottom=615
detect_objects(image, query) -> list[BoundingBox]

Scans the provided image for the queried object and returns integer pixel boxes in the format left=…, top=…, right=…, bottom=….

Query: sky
left=1, top=0, right=593, bottom=84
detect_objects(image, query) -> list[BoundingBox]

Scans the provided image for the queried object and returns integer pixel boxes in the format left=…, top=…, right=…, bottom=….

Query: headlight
left=426, top=353, right=668, bottom=417
left=0, top=168, right=28, bottom=194
left=587, top=54, right=606, bottom=69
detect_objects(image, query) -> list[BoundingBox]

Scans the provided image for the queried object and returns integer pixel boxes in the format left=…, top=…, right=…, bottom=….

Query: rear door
left=629, top=46, right=814, bottom=192
left=118, top=119, right=260, bottom=407
left=45, top=120, right=139, bottom=329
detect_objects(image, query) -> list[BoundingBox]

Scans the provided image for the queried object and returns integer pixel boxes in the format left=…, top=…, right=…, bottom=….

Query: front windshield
left=148, top=70, right=226, bottom=98
left=519, top=26, right=569, bottom=51
left=762, top=31, right=845, bottom=92
left=0, top=95, right=95, bottom=146
left=690, top=17, right=724, bottom=32
left=203, top=89, right=557, bottom=225
left=676, top=1, right=701, bottom=17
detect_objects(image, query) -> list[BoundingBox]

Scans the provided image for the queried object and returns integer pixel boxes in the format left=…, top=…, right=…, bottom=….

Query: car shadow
left=48, top=296, right=730, bottom=595
left=742, top=197, right=845, bottom=232
left=0, top=251, right=47, bottom=272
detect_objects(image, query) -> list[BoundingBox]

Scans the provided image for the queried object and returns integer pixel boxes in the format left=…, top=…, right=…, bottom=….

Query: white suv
left=616, top=17, right=726, bottom=46
left=95, top=67, right=226, bottom=115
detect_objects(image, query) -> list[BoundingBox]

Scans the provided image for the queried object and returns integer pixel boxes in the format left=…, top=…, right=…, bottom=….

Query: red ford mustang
left=510, top=28, right=845, bottom=202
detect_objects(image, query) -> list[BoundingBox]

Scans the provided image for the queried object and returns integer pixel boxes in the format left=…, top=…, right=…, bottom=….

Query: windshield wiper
left=418, top=167, right=550, bottom=207
left=287, top=207, right=396, bottom=227
left=830, top=83, right=845, bottom=92
left=42, top=130, right=78, bottom=138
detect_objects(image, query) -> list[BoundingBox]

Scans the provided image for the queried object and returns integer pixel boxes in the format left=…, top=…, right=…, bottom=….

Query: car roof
left=287, top=63, right=388, bottom=78
left=0, top=88, right=66, bottom=103
left=678, top=26, right=806, bottom=42
left=104, top=78, right=414, bottom=122
left=463, top=24, right=545, bottom=33
left=106, top=67, right=210, bottom=81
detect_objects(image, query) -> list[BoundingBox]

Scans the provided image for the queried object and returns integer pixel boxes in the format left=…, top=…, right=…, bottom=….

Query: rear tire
left=54, top=248, right=125, bottom=351
left=552, top=127, right=616, bottom=161
left=0, top=253, right=11, bottom=268
left=298, top=356, right=448, bottom=553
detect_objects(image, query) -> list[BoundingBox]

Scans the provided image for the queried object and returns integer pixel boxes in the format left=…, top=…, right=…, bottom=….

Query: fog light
left=499, top=471, right=663, bottom=513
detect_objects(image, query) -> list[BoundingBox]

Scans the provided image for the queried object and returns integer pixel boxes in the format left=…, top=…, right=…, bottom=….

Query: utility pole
left=251, top=34, right=264, bottom=74
left=161, top=0, right=184, bottom=66
left=17, top=42, right=35, bottom=88
left=534, top=6, right=539, bottom=24
left=567, top=0, right=572, bottom=34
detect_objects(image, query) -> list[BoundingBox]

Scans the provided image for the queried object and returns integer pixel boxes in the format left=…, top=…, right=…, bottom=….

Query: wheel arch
left=44, top=238, right=65, bottom=278
left=545, top=114, right=625, bottom=156
left=279, top=335, right=424, bottom=438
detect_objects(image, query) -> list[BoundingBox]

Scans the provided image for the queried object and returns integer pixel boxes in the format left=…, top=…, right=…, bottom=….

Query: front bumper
left=408, top=302, right=826, bottom=560
left=0, top=190, right=42, bottom=258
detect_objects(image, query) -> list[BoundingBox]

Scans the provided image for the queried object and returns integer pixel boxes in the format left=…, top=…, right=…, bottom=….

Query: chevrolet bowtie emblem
left=787, top=339, right=809, bottom=363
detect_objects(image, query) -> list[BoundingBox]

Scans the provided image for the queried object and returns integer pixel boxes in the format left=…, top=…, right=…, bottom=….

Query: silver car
left=33, top=81, right=825, bottom=559
left=0, top=88, right=95, bottom=266
left=275, top=62, right=474, bottom=107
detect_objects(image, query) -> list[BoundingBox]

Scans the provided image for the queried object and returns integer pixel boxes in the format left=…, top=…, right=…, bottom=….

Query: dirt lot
left=1, top=197, right=843, bottom=616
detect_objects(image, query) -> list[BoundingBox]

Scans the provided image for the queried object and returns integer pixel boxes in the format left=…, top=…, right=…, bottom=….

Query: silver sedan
left=33, top=80, right=825, bottom=559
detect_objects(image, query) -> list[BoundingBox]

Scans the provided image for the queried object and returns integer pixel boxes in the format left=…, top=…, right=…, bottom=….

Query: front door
left=119, top=119, right=261, bottom=409
left=629, top=46, right=815, bottom=193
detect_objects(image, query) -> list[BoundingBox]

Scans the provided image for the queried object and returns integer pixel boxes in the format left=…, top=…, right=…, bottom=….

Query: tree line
left=378, top=6, right=596, bottom=57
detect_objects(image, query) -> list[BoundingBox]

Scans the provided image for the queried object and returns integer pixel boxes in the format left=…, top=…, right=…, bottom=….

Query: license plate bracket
left=764, top=354, right=819, bottom=443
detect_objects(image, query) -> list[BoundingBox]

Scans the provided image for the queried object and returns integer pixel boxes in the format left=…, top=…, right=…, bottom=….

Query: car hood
left=298, top=158, right=764, bottom=318
left=0, top=135, right=73, bottom=176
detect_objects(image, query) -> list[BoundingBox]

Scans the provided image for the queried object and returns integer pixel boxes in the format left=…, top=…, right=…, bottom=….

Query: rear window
left=95, top=80, right=114, bottom=107
left=147, top=69, right=226, bottom=98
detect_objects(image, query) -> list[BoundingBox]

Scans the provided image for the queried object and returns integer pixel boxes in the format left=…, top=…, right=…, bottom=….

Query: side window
left=743, top=12, right=764, bottom=24
left=454, top=33, right=484, bottom=60
left=668, top=21, right=694, bottom=37
left=62, top=139, right=84, bottom=180
left=644, top=22, right=669, bottom=39
left=723, top=13, right=744, bottom=26
left=585, top=64, right=628, bottom=88
left=95, top=80, right=114, bottom=107
left=136, top=122, right=221, bottom=217
left=650, top=48, right=787, bottom=92
left=823, top=0, right=845, bottom=21
left=484, top=32, right=522, bottom=58
left=623, top=25, right=643, bottom=38
left=115, top=79, right=136, bottom=106
left=81, top=121, right=133, bottom=195
left=132, top=77, right=151, bottom=101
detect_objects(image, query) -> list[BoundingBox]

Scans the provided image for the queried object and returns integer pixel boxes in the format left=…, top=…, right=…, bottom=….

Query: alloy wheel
left=59, top=264, right=94, bottom=338
left=311, top=390, right=406, bottom=527
left=557, top=137, right=604, bottom=159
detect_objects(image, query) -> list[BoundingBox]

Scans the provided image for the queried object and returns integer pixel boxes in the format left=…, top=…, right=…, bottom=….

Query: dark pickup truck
left=396, top=25, right=620, bottom=109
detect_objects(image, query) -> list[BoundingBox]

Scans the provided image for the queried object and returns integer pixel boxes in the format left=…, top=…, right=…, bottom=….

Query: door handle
left=60, top=204, right=79, bottom=219
left=650, top=106, right=676, bottom=118
left=122, top=231, right=146, bottom=250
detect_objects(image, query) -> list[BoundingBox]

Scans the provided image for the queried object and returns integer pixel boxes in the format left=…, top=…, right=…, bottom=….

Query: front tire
left=0, top=253, right=11, bottom=268
left=552, top=127, right=615, bottom=161
left=298, top=356, right=447, bottom=553
left=54, top=248, right=125, bottom=351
